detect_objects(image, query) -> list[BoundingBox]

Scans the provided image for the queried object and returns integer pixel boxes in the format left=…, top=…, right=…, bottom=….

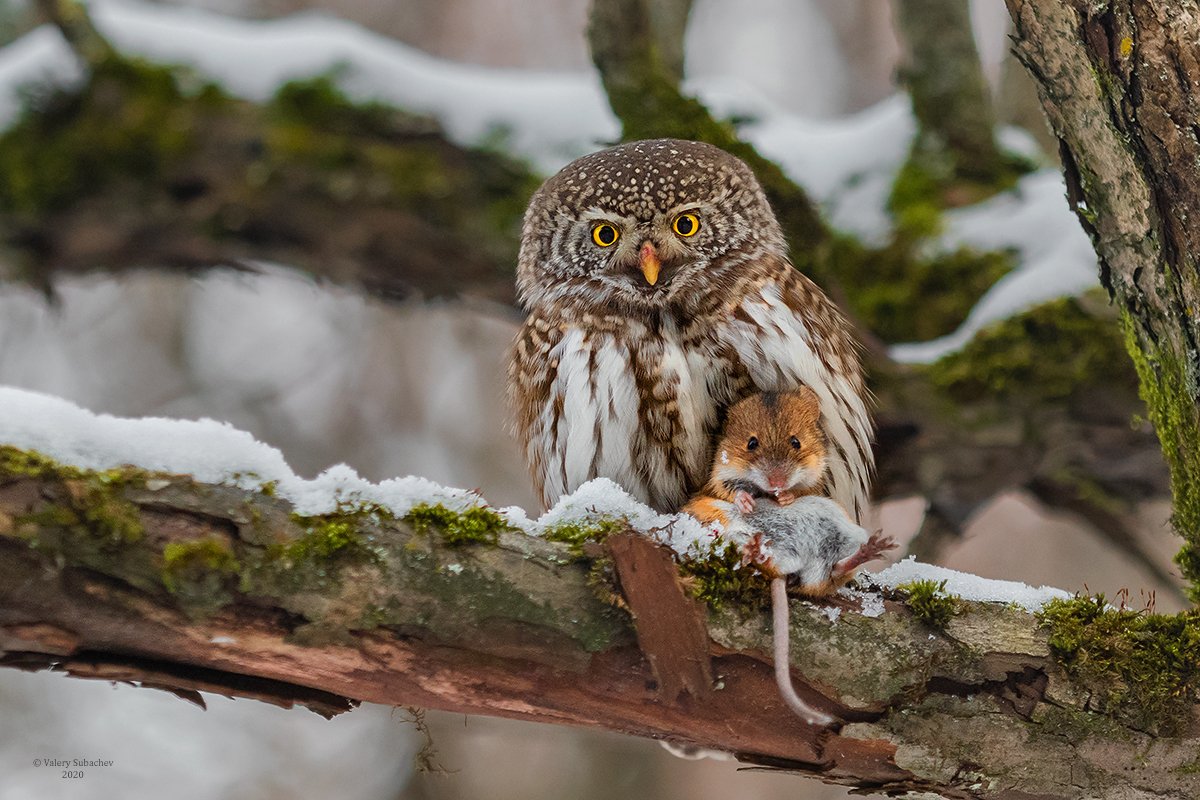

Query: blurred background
left=0, top=0, right=1183, bottom=797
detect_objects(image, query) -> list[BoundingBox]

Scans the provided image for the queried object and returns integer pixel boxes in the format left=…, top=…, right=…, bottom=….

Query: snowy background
left=0, top=0, right=1184, bottom=798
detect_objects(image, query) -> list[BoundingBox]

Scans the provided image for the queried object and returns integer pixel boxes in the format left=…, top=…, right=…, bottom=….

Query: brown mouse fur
left=682, top=387, right=827, bottom=526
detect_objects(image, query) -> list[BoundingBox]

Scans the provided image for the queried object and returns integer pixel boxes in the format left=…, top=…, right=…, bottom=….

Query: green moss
left=0, top=446, right=70, bottom=478
left=1176, top=754, right=1200, bottom=775
left=162, top=537, right=240, bottom=615
left=1032, top=704, right=1133, bottom=743
left=888, top=145, right=1035, bottom=239
left=888, top=157, right=946, bottom=239
left=541, top=517, right=627, bottom=558
left=898, top=579, right=959, bottom=630
left=269, top=73, right=419, bottom=138
left=926, top=295, right=1133, bottom=403
left=404, top=503, right=514, bottom=547
left=283, top=515, right=369, bottom=560
left=240, top=510, right=387, bottom=601
left=0, top=446, right=146, bottom=545
left=1038, top=595, right=1200, bottom=735
left=163, top=538, right=239, bottom=587
left=0, top=56, right=226, bottom=215
left=677, top=540, right=771, bottom=610
left=834, top=234, right=1015, bottom=343
left=71, top=478, right=145, bottom=545
left=1122, top=315, right=1200, bottom=599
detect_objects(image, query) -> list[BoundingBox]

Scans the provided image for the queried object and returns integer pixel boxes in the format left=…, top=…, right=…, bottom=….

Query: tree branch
left=1, top=451, right=1197, bottom=799
left=34, top=0, right=116, bottom=68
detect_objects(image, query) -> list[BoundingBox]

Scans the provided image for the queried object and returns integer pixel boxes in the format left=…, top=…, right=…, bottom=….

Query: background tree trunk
left=893, top=0, right=1008, bottom=190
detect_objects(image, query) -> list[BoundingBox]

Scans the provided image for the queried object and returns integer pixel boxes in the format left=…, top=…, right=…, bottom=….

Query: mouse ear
left=795, top=384, right=820, bottom=405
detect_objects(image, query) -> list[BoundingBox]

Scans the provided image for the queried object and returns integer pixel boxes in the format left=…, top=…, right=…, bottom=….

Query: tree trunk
left=893, top=0, right=1008, bottom=187
left=1004, top=0, right=1200, bottom=600
left=2, top=448, right=1198, bottom=799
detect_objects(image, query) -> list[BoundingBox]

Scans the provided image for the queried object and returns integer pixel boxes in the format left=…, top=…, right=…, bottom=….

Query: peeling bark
left=1, top=456, right=1198, bottom=799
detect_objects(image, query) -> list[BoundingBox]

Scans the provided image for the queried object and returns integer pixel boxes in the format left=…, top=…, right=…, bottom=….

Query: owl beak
left=638, top=241, right=661, bottom=286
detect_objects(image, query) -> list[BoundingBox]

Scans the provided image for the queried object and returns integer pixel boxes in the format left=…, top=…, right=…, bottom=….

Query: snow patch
left=0, top=385, right=486, bottom=518
left=889, top=170, right=1099, bottom=364
left=839, top=586, right=885, bottom=618
left=531, top=476, right=719, bottom=556
left=0, top=387, right=713, bottom=556
left=870, top=556, right=1071, bottom=612
left=815, top=603, right=841, bottom=624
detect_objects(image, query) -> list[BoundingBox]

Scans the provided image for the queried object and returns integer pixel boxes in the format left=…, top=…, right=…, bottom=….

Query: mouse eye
left=790, top=436, right=801, bottom=449
left=746, top=436, right=759, bottom=451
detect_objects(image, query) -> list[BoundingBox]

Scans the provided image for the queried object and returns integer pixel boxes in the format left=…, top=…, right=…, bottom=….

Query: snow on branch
left=1, top=386, right=1197, bottom=799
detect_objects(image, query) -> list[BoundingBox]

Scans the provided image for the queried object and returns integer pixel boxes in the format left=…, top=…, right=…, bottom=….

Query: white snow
left=889, top=170, right=1099, bottom=364
left=869, top=555, right=1071, bottom=612
left=0, top=385, right=720, bottom=556
left=838, top=586, right=886, bottom=618
left=530, top=477, right=715, bottom=552
left=815, top=603, right=841, bottom=624
left=0, top=384, right=490, bottom=518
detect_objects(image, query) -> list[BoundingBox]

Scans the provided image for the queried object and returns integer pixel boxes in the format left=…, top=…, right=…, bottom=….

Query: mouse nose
left=766, top=467, right=790, bottom=489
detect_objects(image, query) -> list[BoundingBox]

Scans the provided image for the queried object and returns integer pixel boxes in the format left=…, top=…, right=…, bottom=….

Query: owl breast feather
left=532, top=318, right=729, bottom=512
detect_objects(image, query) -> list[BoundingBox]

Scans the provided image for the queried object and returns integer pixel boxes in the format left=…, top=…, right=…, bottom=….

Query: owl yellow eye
left=673, top=213, right=700, bottom=237
left=592, top=223, right=620, bottom=247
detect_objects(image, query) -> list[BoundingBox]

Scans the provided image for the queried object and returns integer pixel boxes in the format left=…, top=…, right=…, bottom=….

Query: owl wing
left=717, top=264, right=874, bottom=522
left=508, top=310, right=560, bottom=509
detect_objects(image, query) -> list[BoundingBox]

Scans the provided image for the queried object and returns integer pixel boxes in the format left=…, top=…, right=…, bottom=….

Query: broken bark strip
left=606, top=532, right=713, bottom=703
left=0, top=454, right=1198, bottom=799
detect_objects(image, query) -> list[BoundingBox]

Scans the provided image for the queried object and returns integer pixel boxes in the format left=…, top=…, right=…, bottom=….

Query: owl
left=507, top=139, right=873, bottom=521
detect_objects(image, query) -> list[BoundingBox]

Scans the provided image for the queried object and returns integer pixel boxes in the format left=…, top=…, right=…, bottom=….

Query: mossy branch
left=1, top=447, right=1199, bottom=799
left=34, top=0, right=116, bottom=67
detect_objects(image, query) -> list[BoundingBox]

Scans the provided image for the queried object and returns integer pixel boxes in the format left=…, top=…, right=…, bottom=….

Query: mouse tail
left=772, top=578, right=835, bottom=727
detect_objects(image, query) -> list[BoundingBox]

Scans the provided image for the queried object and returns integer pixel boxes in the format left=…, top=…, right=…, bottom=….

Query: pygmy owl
left=507, top=139, right=873, bottom=521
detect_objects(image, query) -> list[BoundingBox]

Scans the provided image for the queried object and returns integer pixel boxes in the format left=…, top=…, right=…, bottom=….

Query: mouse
left=682, top=389, right=896, bottom=726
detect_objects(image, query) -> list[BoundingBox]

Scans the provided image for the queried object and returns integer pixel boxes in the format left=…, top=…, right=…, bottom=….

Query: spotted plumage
left=507, top=139, right=873, bottom=520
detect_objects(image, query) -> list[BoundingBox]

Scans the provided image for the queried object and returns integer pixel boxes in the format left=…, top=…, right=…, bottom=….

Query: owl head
left=516, top=139, right=787, bottom=313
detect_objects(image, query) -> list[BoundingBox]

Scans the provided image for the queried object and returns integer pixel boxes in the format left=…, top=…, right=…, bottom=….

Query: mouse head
left=713, top=388, right=828, bottom=499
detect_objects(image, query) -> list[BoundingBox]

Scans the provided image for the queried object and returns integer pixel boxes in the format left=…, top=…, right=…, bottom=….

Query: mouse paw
left=733, top=490, right=756, bottom=515
left=774, top=490, right=797, bottom=506
left=862, top=531, right=898, bottom=561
